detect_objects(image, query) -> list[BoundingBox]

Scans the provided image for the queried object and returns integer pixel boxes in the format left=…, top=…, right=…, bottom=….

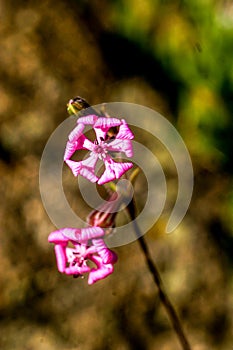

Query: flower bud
left=87, top=191, right=122, bottom=230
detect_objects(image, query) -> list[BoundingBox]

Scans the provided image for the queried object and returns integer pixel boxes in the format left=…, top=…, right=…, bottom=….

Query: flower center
left=94, top=141, right=109, bottom=159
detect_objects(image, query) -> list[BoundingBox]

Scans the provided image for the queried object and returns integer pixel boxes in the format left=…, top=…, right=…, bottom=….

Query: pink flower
left=48, top=227, right=117, bottom=285
left=64, top=115, right=134, bottom=184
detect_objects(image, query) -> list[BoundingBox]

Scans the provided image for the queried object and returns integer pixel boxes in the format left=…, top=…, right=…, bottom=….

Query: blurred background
left=0, top=0, right=233, bottom=349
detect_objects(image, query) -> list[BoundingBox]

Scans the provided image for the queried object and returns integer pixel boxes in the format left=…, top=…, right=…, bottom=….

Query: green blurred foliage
left=107, top=0, right=233, bottom=167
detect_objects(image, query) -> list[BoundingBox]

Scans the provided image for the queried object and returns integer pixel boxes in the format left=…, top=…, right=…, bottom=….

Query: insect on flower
left=67, top=96, right=90, bottom=115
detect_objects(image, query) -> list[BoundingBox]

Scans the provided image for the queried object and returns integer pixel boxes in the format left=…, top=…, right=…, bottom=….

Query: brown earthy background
left=0, top=1, right=233, bottom=349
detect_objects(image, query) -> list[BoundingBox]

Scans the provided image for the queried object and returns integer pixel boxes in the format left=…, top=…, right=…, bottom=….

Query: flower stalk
left=126, top=197, right=192, bottom=350
left=48, top=98, right=192, bottom=349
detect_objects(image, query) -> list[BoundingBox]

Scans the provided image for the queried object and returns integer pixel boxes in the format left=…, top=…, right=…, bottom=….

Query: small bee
left=67, top=96, right=119, bottom=139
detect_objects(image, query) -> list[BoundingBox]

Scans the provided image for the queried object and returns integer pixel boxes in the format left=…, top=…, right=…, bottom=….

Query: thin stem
left=127, top=199, right=192, bottom=350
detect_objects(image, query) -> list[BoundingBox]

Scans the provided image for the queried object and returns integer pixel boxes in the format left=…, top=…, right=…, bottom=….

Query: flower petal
left=82, top=138, right=95, bottom=151
left=65, top=153, right=99, bottom=182
left=78, top=115, right=98, bottom=125
left=82, top=152, right=99, bottom=168
left=107, top=139, right=134, bottom=157
left=116, top=119, right=134, bottom=140
left=94, top=127, right=107, bottom=143
left=68, top=123, right=85, bottom=142
left=79, top=168, right=98, bottom=182
left=92, top=239, right=118, bottom=264
left=98, top=159, right=133, bottom=185
left=65, top=159, right=82, bottom=176
left=60, top=228, right=81, bottom=241
left=64, top=141, right=77, bottom=161
left=73, top=227, right=105, bottom=242
left=48, top=230, right=69, bottom=244
left=64, top=135, right=90, bottom=160
left=65, top=264, right=91, bottom=275
left=88, top=258, right=114, bottom=285
left=54, top=244, right=67, bottom=273
left=94, top=117, right=121, bottom=129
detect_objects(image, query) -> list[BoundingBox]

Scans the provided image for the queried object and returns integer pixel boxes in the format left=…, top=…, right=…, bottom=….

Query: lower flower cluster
left=48, top=227, right=117, bottom=285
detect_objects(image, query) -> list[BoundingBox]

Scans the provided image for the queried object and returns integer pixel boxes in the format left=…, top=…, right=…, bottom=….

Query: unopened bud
left=87, top=192, right=122, bottom=230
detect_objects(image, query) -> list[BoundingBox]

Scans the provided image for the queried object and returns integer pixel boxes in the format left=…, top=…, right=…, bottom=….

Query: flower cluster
left=48, top=108, right=134, bottom=284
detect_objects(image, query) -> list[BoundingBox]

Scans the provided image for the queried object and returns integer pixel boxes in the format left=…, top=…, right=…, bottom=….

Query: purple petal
left=64, top=265, right=91, bottom=275
left=61, top=228, right=81, bottom=241
left=94, top=117, right=121, bottom=129
left=107, top=139, right=134, bottom=157
left=78, top=115, right=98, bottom=125
left=88, top=261, right=114, bottom=285
left=79, top=168, right=98, bottom=182
left=64, top=135, right=89, bottom=160
left=110, top=161, right=133, bottom=178
left=54, top=245, right=67, bottom=273
left=116, top=119, right=134, bottom=140
left=82, top=138, right=95, bottom=151
left=64, top=141, right=78, bottom=161
left=65, top=159, right=82, bottom=176
left=97, top=166, right=116, bottom=185
left=82, top=152, right=99, bottom=168
left=48, top=230, right=69, bottom=244
left=65, top=154, right=99, bottom=182
left=98, top=159, right=133, bottom=185
left=75, top=227, right=105, bottom=242
left=94, top=127, right=107, bottom=143
left=80, top=153, right=99, bottom=181
left=92, top=239, right=118, bottom=264
left=68, top=123, right=85, bottom=143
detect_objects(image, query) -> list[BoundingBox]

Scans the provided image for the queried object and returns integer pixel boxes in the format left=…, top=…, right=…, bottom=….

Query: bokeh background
left=0, top=1, right=233, bottom=349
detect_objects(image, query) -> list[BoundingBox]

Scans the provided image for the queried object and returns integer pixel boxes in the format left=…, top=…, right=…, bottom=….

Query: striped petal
left=68, top=123, right=85, bottom=142
left=64, top=264, right=91, bottom=275
left=78, top=115, right=98, bottom=125
left=65, top=227, right=105, bottom=242
left=92, top=239, right=118, bottom=264
left=94, top=127, right=108, bottom=143
left=107, top=139, right=134, bottom=157
left=98, top=159, right=133, bottom=185
left=94, top=117, right=121, bottom=129
left=64, top=135, right=88, bottom=160
left=116, top=119, right=134, bottom=140
left=59, top=228, right=81, bottom=241
left=88, top=256, right=114, bottom=285
left=54, top=245, right=67, bottom=273
left=65, top=153, right=99, bottom=182
left=48, top=230, right=69, bottom=244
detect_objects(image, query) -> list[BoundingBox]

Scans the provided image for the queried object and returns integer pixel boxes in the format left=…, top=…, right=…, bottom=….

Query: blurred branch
left=127, top=198, right=192, bottom=350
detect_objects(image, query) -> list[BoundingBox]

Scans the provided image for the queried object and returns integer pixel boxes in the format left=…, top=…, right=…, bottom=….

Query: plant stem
left=127, top=199, right=192, bottom=350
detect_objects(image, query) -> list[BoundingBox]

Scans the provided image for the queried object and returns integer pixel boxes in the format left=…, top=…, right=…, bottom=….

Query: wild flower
left=48, top=227, right=117, bottom=285
left=64, top=115, right=134, bottom=184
